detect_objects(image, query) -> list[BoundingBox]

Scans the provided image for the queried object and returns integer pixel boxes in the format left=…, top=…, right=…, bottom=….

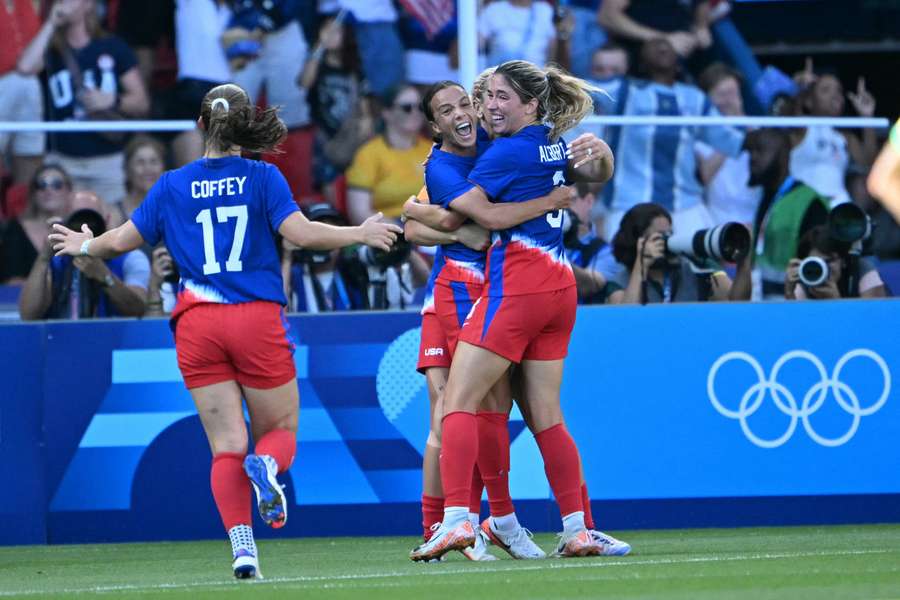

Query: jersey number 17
left=196, top=205, right=248, bottom=275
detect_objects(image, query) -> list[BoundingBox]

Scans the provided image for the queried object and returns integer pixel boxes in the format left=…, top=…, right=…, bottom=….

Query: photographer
left=607, top=203, right=751, bottom=305
left=563, top=182, right=620, bottom=303
left=281, top=203, right=367, bottom=313
left=19, top=190, right=149, bottom=320
left=785, top=225, right=886, bottom=300
left=145, top=245, right=178, bottom=316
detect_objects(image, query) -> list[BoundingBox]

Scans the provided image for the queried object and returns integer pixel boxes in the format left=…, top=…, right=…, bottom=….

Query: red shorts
left=417, top=312, right=451, bottom=373
left=174, top=301, right=296, bottom=389
left=459, top=286, right=577, bottom=363
left=416, top=280, right=483, bottom=373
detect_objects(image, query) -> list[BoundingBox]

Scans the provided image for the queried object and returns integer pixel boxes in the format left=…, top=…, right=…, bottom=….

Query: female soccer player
left=408, top=78, right=576, bottom=561
left=49, top=83, right=401, bottom=579
left=409, top=60, right=630, bottom=561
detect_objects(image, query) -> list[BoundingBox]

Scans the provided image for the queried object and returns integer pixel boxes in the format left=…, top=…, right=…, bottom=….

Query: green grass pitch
left=0, top=525, right=898, bottom=599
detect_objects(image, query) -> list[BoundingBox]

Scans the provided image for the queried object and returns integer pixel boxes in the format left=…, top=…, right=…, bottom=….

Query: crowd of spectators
left=0, top=0, right=896, bottom=320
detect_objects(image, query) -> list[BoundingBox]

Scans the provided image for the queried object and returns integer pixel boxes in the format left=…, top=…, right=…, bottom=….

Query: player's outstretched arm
left=450, top=185, right=574, bottom=231
left=279, top=211, right=402, bottom=252
left=403, top=197, right=467, bottom=232
left=566, top=133, right=614, bottom=183
left=49, top=221, right=146, bottom=259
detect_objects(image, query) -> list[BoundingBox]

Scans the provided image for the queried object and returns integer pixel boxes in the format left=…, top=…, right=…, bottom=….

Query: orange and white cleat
left=409, top=520, right=476, bottom=562
left=553, top=529, right=602, bottom=558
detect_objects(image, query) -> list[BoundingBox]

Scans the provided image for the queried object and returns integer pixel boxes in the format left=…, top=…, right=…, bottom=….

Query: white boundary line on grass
left=0, top=548, right=893, bottom=597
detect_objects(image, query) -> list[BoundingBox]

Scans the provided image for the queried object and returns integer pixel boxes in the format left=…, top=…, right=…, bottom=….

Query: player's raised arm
left=49, top=220, right=146, bottom=259
left=279, top=210, right=402, bottom=252
left=566, top=133, right=615, bottom=183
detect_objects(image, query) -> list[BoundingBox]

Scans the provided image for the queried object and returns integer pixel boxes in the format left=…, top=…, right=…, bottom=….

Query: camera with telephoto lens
left=665, top=222, right=751, bottom=263
left=65, top=208, right=107, bottom=238
left=357, top=233, right=411, bottom=269
left=292, top=248, right=333, bottom=266
left=828, top=202, right=872, bottom=244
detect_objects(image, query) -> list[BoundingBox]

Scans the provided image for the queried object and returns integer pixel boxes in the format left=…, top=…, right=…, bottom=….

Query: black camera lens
left=798, top=256, right=829, bottom=287
left=829, top=202, right=871, bottom=244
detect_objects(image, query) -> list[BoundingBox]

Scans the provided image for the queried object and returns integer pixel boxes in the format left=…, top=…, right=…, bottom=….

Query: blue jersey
left=425, top=147, right=487, bottom=285
left=463, top=124, right=574, bottom=297
left=131, top=156, right=299, bottom=320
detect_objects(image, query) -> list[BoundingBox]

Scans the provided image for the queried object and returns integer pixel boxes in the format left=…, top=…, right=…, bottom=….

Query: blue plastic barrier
left=1, top=301, right=899, bottom=545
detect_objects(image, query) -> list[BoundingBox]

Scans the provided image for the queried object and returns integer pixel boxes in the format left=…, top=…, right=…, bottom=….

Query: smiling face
left=485, top=74, right=538, bottom=137
left=428, top=85, right=477, bottom=154
left=127, top=144, right=165, bottom=195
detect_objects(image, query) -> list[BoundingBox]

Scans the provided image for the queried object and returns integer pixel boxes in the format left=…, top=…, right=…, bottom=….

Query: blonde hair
left=471, top=66, right=496, bottom=116
left=493, top=60, right=599, bottom=141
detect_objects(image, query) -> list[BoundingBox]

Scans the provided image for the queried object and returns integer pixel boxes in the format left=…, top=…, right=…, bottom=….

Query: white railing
left=0, top=115, right=889, bottom=134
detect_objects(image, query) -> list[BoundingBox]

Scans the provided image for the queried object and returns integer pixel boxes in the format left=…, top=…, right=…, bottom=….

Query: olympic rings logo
left=707, top=349, right=890, bottom=448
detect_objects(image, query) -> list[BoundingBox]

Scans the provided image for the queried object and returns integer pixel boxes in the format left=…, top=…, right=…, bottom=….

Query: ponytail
left=200, top=84, right=287, bottom=154
left=493, top=61, right=600, bottom=141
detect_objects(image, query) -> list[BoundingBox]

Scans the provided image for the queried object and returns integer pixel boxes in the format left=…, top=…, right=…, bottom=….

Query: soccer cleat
left=553, top=529, right=602, bottom=558
left=244, top=454, right=287, bottom=529
left=590, top=530, right=632, bottom=556
left=232, top=548, right=261, bottom=579
left=409, top=520, right=475, bottom=562
left=481, top=519, right=546, bottom=560
left=460, top=527, right=498, bottom=561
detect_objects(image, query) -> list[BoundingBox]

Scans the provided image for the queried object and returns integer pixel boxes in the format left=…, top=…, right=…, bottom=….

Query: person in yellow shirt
left=867, top=119, right=900, bottom=224
left=346, top=83, right=433, bottom=224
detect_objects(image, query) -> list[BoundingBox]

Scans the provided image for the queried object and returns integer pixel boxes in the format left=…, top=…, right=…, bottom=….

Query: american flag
left=398, top=0, right=455, bottom=39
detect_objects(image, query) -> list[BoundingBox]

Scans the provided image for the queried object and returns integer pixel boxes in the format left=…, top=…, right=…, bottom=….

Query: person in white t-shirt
left=695, top=63, right=762, bottom=226
left=479, top=0, right=557, bottom=67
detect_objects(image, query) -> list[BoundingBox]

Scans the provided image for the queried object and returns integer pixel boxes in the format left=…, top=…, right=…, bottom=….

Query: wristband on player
left=889, top=120, right=899, bottom=152
left=80, top=239, right=92, bottom=256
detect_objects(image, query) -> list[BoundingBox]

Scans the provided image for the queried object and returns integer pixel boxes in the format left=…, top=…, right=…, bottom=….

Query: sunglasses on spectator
left=394, top=103, right=422, bottom=114
left=35, top=179, right=67, bottom=191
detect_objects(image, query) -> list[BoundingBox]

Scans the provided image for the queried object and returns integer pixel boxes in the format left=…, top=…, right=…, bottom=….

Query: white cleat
left=460, top=527, right=498, bottom=561
left=589, top=530, right=632, bottom=556
left=410, top=520, right=475, bottom=562
left=553, top=529, right=602, bottom=558
left=481, top=519, right=546, bottom=560
left=232, top=548, right=261, bottom=579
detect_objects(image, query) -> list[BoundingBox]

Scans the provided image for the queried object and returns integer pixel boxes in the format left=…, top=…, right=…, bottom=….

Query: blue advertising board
left=1, top=300, right=898, bottom=545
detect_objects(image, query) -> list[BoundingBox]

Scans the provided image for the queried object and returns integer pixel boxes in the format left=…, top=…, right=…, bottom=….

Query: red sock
left=477, top=412, right=515, bottom=517
left=534, top=424, right=583, bottom=518
left=210, top=452, right=251, bottom=531
left=255, top=428, right=296, bottom=473
left=421, top=494, right=444, bottom=540
left=439, top=411, right=478, bottom=508
left=469, top=464, right=484, bottom=515
left=582, top=482, right=595, bottom=530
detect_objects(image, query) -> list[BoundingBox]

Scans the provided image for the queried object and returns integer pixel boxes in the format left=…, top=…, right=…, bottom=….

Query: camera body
left=357, top=234, right=412, bottom=270
left=665, top=222, right=751, bottom=263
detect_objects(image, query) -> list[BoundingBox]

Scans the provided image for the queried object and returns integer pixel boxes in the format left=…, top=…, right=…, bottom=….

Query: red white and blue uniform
left=131, top=156, right=300, bottom=389
left=455, top=124, right=577, bottom=363
left=416, top=147, right=488, bottom=372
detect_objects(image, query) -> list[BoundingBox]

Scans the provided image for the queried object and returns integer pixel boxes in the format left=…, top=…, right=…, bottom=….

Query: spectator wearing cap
left=0, top=0, right=44, bottom=186
left=18, top=189, right=150, bottom=320
left=17, top=0, right=150, bottom=205
left=345, top=83, right=431, bottom=225
left=281, top=202, right=367, bottom=313
left=590, top=42, right=629, bottom=80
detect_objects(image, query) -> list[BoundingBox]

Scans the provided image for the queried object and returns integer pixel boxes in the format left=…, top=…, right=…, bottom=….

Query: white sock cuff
left=562, top=511, right=586, bottom=534
left=491, top=512, right=520, bottom=533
